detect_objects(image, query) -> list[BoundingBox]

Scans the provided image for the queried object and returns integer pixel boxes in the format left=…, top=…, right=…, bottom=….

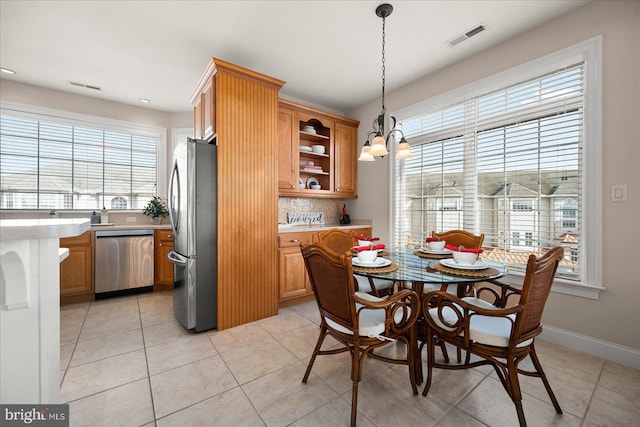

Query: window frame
left=391, top=37, right=603, bottom=299
left=0, top=101, right=167, bottom=212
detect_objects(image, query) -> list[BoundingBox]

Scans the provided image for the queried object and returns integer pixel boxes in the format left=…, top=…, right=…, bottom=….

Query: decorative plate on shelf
left=306, top=177, right=320, bottom=189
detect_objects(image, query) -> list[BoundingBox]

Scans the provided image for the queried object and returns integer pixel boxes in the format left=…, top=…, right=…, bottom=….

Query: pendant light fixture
left=358, top=3, right=412, bottom=162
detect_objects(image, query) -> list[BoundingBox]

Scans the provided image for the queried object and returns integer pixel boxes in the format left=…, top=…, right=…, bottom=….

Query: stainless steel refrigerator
left=167, top=137, right=217, bottom=332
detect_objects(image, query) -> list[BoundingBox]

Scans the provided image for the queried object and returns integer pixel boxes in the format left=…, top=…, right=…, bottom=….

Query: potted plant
left=143, top=196, right=169, bottom=224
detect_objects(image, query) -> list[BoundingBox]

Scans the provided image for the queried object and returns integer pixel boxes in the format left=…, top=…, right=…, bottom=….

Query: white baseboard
left=540, top=325, right=640, bottom=369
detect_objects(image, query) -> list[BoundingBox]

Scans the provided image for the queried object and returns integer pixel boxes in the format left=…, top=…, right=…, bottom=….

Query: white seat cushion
left=427, top=298, right=532, bottom=348
left=355, top=276, right=394, bottom=293
left=325, top=292, right=410, bottom=339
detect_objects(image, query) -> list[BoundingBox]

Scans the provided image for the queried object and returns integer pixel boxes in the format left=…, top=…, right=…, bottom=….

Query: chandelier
left=358, top=3, right=412, bottom=162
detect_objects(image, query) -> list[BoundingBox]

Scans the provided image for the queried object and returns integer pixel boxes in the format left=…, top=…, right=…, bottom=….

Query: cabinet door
left=60, top=245, right=93, bottom=296
left=334, top=122, right=358, bottom=197
left=278, top=246, right=311, bottom=300
left=154, top=230, right=174, bottom=287
left=202, top=78, right=216, bottom=141
left=194, top=96, right=203, bottom=139
left=278, top=109, right=298, bottom=192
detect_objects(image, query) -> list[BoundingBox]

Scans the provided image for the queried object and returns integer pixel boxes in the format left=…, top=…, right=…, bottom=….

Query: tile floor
left=60, top=292, right=640, bottom=426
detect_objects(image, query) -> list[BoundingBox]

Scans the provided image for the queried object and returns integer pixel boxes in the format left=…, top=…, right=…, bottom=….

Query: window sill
left=498, top=271, right=605, bottom=300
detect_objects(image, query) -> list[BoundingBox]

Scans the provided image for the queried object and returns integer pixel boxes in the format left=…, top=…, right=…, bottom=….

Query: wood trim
left=279, top=99, right=359, bottom=127
left=60, top=293, right=94, bottom=305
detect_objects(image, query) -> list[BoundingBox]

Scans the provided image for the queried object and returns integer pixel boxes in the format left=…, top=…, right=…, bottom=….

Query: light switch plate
left=610, top=185, right=627, bottom=202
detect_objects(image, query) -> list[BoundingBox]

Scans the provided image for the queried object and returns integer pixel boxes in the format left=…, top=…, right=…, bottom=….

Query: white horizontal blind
left=0, top=114, right=158, bottom=210
left=394, top=64, right=583, bottom=281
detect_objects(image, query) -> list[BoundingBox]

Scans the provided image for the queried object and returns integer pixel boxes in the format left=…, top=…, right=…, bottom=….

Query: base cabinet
left=60, top=231, right=94, bottom=304
left=278, top=227, right=372, bottom=303
left=154, top=229, right=174, bottom=290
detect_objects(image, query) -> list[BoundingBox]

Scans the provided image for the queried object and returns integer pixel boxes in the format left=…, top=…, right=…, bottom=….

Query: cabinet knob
left=166, top=234, right=171, bottom=238
left=292, top=184, right=295, bottom=189
left=290, top=239, right=300, bottom=243
left=159, top=243, right=163, bottom=246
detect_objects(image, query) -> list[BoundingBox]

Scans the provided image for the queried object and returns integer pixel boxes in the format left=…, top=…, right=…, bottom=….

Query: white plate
left=418, top=247, right=453, bottom=255
left=440, top=258, right=488, bottom=270
left=306, top=177, right=320, bottom=189
left=299, top=146, right=312, bottom=152
left=352, top=257, right=392, bottom=268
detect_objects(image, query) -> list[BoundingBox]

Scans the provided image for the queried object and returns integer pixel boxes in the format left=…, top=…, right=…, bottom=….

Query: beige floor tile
left=142, top=318, right=193, bottom=347
left=146, top=334, right=217, bottom=375
left=290, top=395, right=377, bottom=427
left=61, top=349, right=148, bottom=403
left=272, top=323, right=323, bottom=360
left=68, top=378, right=154, bottom=427
left=150, top=355, right=237, bottom=419
left=61, top=301, right=91, bottom=313
left=138, top=291, right=173, bottom=311
left=60, top=343, right=75, bottom=370
left=60, top=310, right=87, bottom=345
left=288, top=300, right=321, bottom=324
left=242, top=361, right=338, bottom=426
left=156, top=387, right=264, bottom=427
left=434, top=407, right=488, bottom=426
left=518, top=365, right=595, bottom=418
left=583, top=384, right=640, bottom=426
left=140, top=307, right=177, bottom=328
left=87, top=296, right=140, bottom=318
left=257, top=308, right=314, bottom=335
left=78, top=312, right=141, bottom=342
left=457, top=376, right=581, bottom=427
left=598, top=360, right=640, bottom=399
left=220, top=335, right=297, bottom=384
left=422, top=366, right=487, bottom=405
left=70, top=329, right=144, bottom=367
left=207, top=321, right=271, bottom=354
left=535, top=340, right=604, bottom=384
left=352, top=368, right=450, bottom=426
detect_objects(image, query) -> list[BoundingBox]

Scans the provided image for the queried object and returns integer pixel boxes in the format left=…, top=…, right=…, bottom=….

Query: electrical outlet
left=126, top=217, right=137, bottom=222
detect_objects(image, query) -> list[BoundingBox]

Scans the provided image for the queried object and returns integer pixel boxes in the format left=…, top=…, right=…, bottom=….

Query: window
left=0, top=105, right=165, bottom=211
left=392, top=38, right=603, bottom=296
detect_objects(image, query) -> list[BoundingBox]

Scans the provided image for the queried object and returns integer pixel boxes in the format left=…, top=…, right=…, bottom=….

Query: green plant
left=142, top=196, right=169, bottom=218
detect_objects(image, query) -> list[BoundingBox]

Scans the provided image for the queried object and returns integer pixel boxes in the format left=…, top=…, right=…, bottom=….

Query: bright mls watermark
left=1, top=405, right=68, bottom=426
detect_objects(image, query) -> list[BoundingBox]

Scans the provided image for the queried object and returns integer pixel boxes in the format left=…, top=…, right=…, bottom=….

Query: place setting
left=434, top=246, right=499, bottom=278
left=414, top=237, right=454, bottom=259
left=351, top=236, right=389, bottom=256
left=351, top=240, right=397, bottom=273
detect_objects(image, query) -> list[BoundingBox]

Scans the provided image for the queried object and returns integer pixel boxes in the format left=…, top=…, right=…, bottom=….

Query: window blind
left=394, top=64, right=583, bottom=281
left=0, top=114, right=158, bottom=210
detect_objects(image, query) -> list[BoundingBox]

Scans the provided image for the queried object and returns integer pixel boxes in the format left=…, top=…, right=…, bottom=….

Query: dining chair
left=432, top=229, right=485, bottom=298
left=301, top=243, right=420, bottom=427
left=421, top=246, right=565, bottom=427
left=318, top=228, right=394, bottom=297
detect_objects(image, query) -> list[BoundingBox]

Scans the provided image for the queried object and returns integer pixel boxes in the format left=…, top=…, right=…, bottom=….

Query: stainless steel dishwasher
left=95, top=229, right=154, bottom=297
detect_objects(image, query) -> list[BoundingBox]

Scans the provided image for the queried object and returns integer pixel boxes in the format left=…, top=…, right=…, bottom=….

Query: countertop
left=277, top=221, right=372, bottom=234
left=90, top=223, right=172, bottom=231
left=0, top=218, right=91, bottom=240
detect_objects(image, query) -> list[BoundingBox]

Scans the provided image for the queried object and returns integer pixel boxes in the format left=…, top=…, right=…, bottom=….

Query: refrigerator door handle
left=168, top=160, right=181, bottom=233
left=167, top=250, right=187, bottom=266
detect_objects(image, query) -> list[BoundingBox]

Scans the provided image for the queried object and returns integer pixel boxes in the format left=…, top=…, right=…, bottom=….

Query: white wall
left=347, top=1, right=640, bottom=350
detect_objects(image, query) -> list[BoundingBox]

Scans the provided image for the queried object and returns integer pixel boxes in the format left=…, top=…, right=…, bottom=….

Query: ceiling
left=0, top=1, right=588, bottom=114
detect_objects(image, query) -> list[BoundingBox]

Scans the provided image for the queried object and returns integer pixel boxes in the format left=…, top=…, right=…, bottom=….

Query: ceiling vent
left=446, top=23, right=486, bottom=47
left=69, top=81, right=102, bottom=91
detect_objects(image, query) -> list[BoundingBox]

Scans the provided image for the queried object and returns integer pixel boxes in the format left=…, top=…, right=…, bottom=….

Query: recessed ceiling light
left=139, top=98, right=150, bottom=103
left=0, top=68, right=16, bottom=75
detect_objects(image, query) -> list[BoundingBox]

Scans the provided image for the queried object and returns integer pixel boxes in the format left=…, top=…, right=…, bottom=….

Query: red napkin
left=425, top=237, right=441, bottom=243
left=444, top=244, right=483, bottom=254
left=356, top=236, right=380, bottom=242
left=353, top=244, right=386, bottom=252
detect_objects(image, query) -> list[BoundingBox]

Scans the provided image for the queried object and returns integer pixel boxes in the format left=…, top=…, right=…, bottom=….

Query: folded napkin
left=444, top=244, right=483, bottom=254
left=425, top=237, right=441, bottom=243
left=357, top=236, right=380, bottom=242
left=353, top=243, right=386, bottom=252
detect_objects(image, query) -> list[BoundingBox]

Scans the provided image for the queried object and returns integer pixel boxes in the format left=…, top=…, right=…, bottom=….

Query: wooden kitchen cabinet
left=278, top=99, right=359, bottom=198
left=60, top=231, right=94, bottom=304
left=154, top=229, right=174, bottom=291
left=278, top=231, right=317, bottom=302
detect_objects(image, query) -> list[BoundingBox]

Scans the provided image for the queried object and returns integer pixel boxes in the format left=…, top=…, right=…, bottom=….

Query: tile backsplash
left=278, top=197, right=345, bottom=224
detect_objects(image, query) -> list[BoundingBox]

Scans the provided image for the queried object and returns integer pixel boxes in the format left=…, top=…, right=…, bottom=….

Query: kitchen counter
left=0, top=218, right=90, bottom=404
left=277, top=220, right=372, bottom=233
left=91, top=223, right=172, bottom=231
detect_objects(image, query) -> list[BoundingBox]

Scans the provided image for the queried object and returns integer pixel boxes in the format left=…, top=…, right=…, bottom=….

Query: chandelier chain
left=381, top=15, right=386, bottom=114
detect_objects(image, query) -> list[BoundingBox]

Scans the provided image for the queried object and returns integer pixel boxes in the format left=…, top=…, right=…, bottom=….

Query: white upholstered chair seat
left=427, top=297, right=532, bottom=348
left=354, top=276, right=394, bottom=293
left=325, top=292, right=411, bottom=339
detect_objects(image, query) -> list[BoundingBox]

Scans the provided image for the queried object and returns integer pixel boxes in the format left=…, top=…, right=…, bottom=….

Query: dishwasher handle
left=167, top=250, right=188, bottom=267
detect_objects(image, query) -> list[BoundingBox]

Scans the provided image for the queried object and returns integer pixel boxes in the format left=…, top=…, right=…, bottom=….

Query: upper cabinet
left=278, top=99, right=360, bottom=198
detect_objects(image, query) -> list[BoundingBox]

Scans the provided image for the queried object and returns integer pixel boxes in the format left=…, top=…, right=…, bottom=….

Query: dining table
left=351, top=247, right=507, bottom=384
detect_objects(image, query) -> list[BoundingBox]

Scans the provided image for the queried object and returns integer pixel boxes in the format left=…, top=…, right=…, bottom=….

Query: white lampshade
left=370, top=134, right=388, bottom=156
left=395, top=141, right=412, bottom=159
left=358, top=144, right=375, bottom=161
